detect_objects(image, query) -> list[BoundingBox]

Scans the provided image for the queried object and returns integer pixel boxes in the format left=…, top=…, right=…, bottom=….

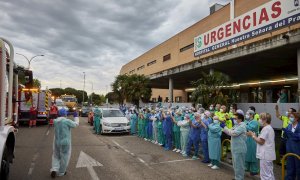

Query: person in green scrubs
left=245, top=110, right=259, bottom=175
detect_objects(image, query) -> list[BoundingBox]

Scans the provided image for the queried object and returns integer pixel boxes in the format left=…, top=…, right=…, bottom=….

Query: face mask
left=259, top=119, right=264, bottom=126
left=209, top=107, right=213, bottom=110
left=286, top=112, right=289, bottom=116
left=213, top=120, right=219, bottom=124
left=220, top=109, right=224, bottom=113
left=290, top=117, right=295, bottom=123
left=245, top=115, right=250, bottom=119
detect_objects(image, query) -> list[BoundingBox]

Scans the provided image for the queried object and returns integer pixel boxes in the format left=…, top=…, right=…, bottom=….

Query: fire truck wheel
left=0, top=146, right=10, bottom=180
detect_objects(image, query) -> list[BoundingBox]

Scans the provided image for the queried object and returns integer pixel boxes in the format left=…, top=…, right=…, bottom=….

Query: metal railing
left=281, top=153, right=300, bottom=180
left=221, top=139, right=231, bottom=161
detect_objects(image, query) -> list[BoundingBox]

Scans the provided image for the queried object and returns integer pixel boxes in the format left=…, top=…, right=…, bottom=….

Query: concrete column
left=168, top=78, right=173, bottom=103
left=230, top=0, right=235, bottom=20
left=297, top=49, right=300, bottom=102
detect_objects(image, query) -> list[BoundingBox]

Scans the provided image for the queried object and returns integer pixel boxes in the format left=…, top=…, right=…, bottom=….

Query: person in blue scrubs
left=283, top=112, right=300, bottom=180
left=199, top=111, right=212, bottom=163
left=162, top=110, right=173, bottom=151
left=184, top=113, right=202, bottom=159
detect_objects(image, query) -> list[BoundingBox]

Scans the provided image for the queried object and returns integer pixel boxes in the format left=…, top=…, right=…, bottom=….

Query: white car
left=100, top=108, right=130, bottom=134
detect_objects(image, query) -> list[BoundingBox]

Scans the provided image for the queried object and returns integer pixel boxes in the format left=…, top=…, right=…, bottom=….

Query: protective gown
left=130, top=113, right=138, bottom=135
left=178, top=119, right=190, bottom=153
left=93, top=107, right=102, bottom=134
left=50, top=116, right=79, bottom=176
left=223, top=122, right=247, bottom=180
left=245, top=119, right=259, bottom=174
left=208, top=122, right=222, bottom=166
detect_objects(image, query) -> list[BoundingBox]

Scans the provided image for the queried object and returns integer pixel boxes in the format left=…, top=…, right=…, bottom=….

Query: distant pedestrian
left=49, top=102, right=58, bottom=127
left=29, top=105, right=37, bottom=128
left=50, top=109, right=79, bottom=178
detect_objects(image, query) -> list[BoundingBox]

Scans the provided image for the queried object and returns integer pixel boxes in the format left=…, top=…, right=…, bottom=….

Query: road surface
left=10, top=117, right=255, bottom=180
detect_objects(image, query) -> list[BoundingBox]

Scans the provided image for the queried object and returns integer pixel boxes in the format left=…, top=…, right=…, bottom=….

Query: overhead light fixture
left=284, top=85, right=291, bottom=88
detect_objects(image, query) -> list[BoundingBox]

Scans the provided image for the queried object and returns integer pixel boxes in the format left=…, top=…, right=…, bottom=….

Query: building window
left=129, top=69, right=135, bottom=74
left=163, top=54, right=171, bottom=62
left=147, top=60, right=157, bottom=66
left=175, top=96, right=182, bottom=103
left=137, top=65, right=145, bottom=71
left=180, top=43, right=194, bottom=52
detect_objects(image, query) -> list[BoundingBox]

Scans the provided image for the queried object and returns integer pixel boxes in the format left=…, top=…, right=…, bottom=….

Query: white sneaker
left=176, top=149, right=181, bottom=153
left=173, top=148, right=177, bottom=152
left=207, top=163, right=213, bottom=167
left=211, top=165, right=219, bottom=170
left=154, top=141, right=158, bottom=144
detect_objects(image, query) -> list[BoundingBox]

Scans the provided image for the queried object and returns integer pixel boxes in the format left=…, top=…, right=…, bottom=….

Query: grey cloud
left=0, top=0, right=214, bottom=94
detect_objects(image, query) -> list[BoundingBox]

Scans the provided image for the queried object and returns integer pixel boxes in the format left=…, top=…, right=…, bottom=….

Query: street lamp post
left=83, top=72, right=85, bottom=105
left=16, top=53, right=44, bottom=70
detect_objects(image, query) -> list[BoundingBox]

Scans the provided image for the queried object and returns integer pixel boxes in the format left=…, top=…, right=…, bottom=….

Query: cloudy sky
left=0, top=0, right=230, bottom=95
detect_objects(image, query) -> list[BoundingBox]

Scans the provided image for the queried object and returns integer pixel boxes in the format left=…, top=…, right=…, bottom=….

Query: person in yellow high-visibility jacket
left=217, top=105, right=232, bottom=157
left=275, top=105, right=297, bottom=164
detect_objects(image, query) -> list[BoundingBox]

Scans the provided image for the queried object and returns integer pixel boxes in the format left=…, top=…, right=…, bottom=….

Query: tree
left=111, top=74, right=129, bottom=104
left=105, top=92, right=119, bottom=104
left=191, top=71, right=230, bottom=108
left=111, top=74, right=152, bottom=107
left=126, top=74, right=152, bottom=107
left=49, top=88, right=65, bottom=98
left=33, top=79, right=41, bottom=89
left=88, top=93, right=106, bottom=105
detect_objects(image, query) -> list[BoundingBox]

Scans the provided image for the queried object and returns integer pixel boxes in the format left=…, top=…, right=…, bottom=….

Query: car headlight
left=126, top=122, right=130, bottom=126
left=103, top=122, right=111, bottom=127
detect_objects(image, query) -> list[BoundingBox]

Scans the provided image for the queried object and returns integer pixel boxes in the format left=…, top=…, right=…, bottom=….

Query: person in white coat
left=248, top=113, right=276, bottom=180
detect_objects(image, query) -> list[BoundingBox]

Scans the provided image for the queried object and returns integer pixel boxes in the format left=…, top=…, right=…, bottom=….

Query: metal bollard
left=221, top=139, right=231, bottom=161
left=281, top=153, right=300, bottom=180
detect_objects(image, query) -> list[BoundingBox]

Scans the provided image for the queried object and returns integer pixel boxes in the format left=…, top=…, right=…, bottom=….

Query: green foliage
left=191, top=71, right=230, bottom=108
left=49, top=87, right=87, bottom=103
left=105, top=92, right=119, bottom=104
left=111, top=74, right=152, bottom=107
left=88, top=93, right=106, bottom=105
left=33, top=79, right=41, bottom=88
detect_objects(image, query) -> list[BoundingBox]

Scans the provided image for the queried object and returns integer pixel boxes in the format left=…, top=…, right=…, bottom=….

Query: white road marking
left=112, top=140, right=152, bottom=169
left=87, top=166, right=100, bottom=180
left=46, top=130, right=50, bottom=136
left=28, top=152, right=39, bottom=176
left=76, top=151, right=103, bottom=180
left=150, top=158, right=199, bottom=165
left=28, top=167, right=34, bottom=175
left=138, top=158, right=145, bottom=163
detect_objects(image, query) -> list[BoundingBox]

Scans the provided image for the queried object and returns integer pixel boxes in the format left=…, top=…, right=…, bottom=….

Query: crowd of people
left=122, top=103, right=300, bottom=180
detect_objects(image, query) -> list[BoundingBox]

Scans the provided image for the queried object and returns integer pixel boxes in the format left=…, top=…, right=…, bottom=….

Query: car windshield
left=56, top=101, right=65, bottom=106
left=102, top=110, right=124, bottom=117
left=62, top=97, right=76, bottom=102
